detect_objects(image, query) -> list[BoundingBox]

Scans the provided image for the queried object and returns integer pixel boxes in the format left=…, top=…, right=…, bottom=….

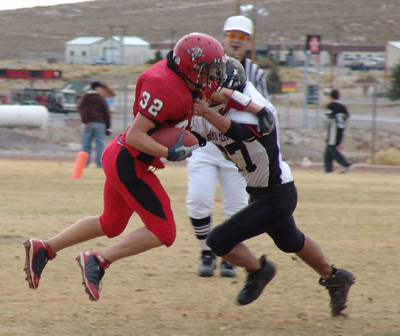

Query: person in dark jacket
left=324, top=89, right=352, bottom=173
left=79, top=81, right=112, bottom=168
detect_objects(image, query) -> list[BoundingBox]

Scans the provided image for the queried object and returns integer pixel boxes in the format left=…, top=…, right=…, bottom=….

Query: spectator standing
left=324, top=89, right=352, bottom=173
left=79, top=81, right=112, bottom=168
left=186, top=14, right=269, bottom=278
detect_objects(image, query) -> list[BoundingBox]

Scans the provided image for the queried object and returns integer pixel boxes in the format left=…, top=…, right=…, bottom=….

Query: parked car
left=19, top=100, right=41, bottom=105
left=90, top=57, right=113, bottom=65
left=349, top=57, right=385, bottom=71
left=350, top=62, right=371, bottom=71
left=370, top=60, right=385, bottom=70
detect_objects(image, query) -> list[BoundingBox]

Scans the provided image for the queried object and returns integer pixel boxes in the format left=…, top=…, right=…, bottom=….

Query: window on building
left=70, top=51, right=74, bottom=56
left=82, top=51, right=86, bottom=56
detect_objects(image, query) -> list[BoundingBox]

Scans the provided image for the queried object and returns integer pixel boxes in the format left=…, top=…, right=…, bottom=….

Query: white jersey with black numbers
left=192, top=83, right=293, bottom=188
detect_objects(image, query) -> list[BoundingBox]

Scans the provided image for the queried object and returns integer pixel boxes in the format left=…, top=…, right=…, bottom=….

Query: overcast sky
left=0, top=0, right=93, bottom=11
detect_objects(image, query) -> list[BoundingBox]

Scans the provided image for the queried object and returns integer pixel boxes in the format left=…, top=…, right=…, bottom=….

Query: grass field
left=0, top=159, right=399, bottom=336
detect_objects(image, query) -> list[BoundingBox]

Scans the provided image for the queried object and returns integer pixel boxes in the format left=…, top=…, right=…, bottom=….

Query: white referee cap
left=223, top=15, right=253, bottom=36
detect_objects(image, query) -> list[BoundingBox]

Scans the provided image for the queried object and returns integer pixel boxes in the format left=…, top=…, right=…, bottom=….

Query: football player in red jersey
left=23, top=33, right=232, bottom=301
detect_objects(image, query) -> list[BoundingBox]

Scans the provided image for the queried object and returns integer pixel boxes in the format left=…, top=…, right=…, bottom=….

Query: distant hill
left=0, top=0, right=399, bottom=60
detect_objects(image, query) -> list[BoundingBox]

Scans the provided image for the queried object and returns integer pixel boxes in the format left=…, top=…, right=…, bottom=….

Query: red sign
left=0, top=69, right=62, bottom=80
left=0, top=95, right=8, bottom=104
left=305, top=35, right=321, bottom=55
left=281, top=81, right=297, bottom=93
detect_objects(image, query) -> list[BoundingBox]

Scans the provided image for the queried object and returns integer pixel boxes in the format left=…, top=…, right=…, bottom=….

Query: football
left=151, top=128, right=198, bottom=148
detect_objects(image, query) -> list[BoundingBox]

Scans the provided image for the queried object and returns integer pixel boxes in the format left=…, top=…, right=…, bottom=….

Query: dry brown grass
left=0, top=159, right=399, bottom=336
left=374, top=148, right=400, bottom=166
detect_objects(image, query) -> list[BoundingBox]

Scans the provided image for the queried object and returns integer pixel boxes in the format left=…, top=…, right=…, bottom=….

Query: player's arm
left=125, top=113, right=169, bottom=158
left=193, top=97, right=231, bottom=133
left=209, top=88, right=274, bottom=134
left=102, top=82, right=116, bottom=97
left=193, top=98, right=256, bottom=141
left=78, top=96, right=90, bottom=125
left=325, top=106, right=334, bottom=118
left=126, top=113, right=198, bottom=162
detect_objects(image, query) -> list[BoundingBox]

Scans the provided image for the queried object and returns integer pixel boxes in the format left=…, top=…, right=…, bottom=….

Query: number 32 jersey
left=192, top=83, right=293, bottom=188
left=120, top=55, right=195, bottom=167
left=133, top=57, right=193, bottom=130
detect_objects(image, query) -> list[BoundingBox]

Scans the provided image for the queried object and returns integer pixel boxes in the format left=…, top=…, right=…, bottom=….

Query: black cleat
left=198, top=251, right=216, bottom=277
left=237, top=255, right=276, bottom=305
left=220, top=260, right=237, bottom=278
left=319, top=267, right=355, bottom=316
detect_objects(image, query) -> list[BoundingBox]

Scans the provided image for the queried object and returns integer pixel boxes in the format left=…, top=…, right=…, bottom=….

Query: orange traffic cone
left=71, top=151, right=89, bottom=179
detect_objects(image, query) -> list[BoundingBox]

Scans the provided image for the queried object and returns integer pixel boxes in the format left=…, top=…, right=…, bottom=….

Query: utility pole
left=250, top=0, right=258, bottom=62
left=109, top=26, right=116, bottom=63
left=239, top=1, right=268, bottom=62
left=384, top=20, right=390, bottom=89
left=330, top=26, right=340, bottom=88
left=116, top=26, right=128, bottom=131
left=108, top=25, right=114, bottom=37
left=236, top=0, right=241, bottom=14
left=251, top=20, right=257, bottom=62
left=119, top=26, right=127, bottom=66
left=169, top=29, right=176, bottom=49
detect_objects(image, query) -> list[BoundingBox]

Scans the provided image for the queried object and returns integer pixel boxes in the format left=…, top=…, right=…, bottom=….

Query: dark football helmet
left=223, top=56, right=247, bottom=92
left=173, top=33, right=226, bottom=91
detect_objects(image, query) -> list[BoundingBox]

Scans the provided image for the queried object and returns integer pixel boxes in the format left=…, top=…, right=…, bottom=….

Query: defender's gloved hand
left=167, top=134, right=199, bottom=161
left=256, top=107, right=275, bottom=135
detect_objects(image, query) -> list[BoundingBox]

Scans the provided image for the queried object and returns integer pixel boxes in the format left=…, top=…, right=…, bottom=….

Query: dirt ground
left=0, top=160, right=399, bottom=336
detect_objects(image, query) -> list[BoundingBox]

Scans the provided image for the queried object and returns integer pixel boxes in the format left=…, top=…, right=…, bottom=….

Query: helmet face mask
left=222, top=56, right=247, bottom=92
left=199, top=62, right=226, bottom=92
left=173, top=33, right=227, bottom=91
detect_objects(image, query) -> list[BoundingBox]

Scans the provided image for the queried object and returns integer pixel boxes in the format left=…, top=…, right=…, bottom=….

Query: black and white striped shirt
left=242, top=58, right=269, bottom=100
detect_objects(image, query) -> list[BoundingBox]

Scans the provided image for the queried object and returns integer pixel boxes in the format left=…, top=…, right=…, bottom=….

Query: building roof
left=111, top=36, right=150, bottom=46
left=388, top=41, right=400, bottom=50
left=66, top=36, right=150, bottom=47
left=66, top=37, right=104, bottom=45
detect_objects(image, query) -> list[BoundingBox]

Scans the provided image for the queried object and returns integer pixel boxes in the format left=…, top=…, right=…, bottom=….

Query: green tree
left=148, top=50, right=163, bottom=64
left=387, top=61, right=400, bottom=100
left=267, top=67, right=281, bottom=95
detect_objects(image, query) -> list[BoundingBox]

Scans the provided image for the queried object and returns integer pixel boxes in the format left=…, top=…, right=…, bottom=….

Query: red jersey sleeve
left=133, top=61, right=193, bottom=127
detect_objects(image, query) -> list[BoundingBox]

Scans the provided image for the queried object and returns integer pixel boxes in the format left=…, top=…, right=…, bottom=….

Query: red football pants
left=99, top=137, right=176, bottom=247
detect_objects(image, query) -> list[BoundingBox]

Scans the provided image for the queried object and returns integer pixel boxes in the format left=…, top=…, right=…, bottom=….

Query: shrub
left=387, top=60, right=400, bottom=100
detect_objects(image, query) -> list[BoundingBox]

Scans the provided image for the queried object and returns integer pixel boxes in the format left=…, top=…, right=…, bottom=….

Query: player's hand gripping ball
left=151, top=128, right=199, bottom=161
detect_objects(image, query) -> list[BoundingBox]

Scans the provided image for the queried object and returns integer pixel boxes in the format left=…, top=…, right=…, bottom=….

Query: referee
left=221, top=15, right=269, bottom=99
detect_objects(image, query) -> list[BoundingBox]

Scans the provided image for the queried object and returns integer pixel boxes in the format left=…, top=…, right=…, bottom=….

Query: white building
left=65, top=37, right=103, bottom=64
left=387, top=41, right=400, bottom=71
left=65, top=36, right=151, bottom=65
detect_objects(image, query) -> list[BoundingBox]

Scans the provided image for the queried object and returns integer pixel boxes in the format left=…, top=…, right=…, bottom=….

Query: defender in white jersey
left=186, top=15, right=269, bottom=278
left=190, top=57, right=355, bottom=317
